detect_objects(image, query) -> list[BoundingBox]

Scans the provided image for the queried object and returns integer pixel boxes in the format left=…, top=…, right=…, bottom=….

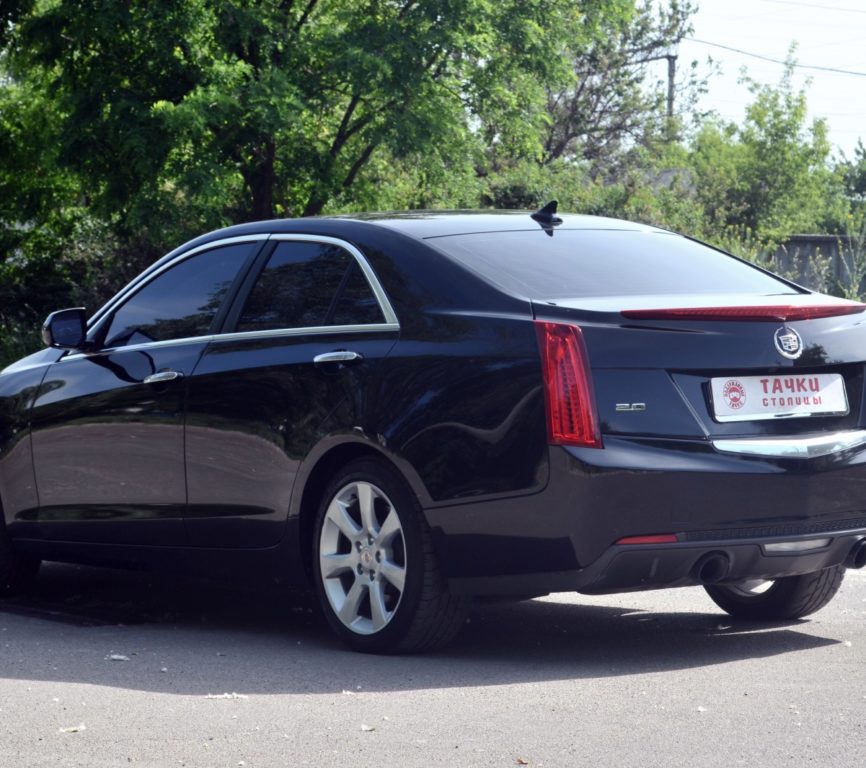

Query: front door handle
left=313, top=350, right=364, bottom=366
left=143, top=370, right=184, bottom=385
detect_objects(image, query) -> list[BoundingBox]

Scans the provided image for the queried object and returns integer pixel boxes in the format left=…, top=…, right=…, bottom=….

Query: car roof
left=180, top=211, right=661, bottom=252
left=331, top=210, right=661, bottom=239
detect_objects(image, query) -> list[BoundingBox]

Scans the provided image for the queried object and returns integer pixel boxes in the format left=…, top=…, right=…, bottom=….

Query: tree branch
left=398, top=0, right=419, bottom=20
left=342, top=142, right=377, bottom=190
left=294, top=0, right=318, bottom=33
left=330, top=94, right=361, bottom=157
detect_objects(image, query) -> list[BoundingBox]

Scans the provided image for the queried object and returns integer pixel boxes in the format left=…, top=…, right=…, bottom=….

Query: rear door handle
left=313, top=350, right=364, bottom=366
left=144, top=370, right=184, bottom=385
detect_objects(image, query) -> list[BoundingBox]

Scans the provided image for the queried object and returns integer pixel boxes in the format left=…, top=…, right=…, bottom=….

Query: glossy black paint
left=0, top=354, right=53, bottom=533
left=428, top=437, right=866, bottom=591
left=372, top=319, right=547, bottom=503
left=30, top=341, right=204, bottom=544
left=185, top=330, right=398, bottom=547
left=3, top=211, right=866, bottom=600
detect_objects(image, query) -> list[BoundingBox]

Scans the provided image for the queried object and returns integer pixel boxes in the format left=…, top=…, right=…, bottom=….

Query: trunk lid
left=532, top=293, right=866, bottom=440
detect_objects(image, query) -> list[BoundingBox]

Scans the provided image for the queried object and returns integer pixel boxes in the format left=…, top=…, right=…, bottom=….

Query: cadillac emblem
left=774, top=326, right=803, bottom=360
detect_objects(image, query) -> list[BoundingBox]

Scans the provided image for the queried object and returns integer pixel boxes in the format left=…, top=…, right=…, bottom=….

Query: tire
left=704, top=565, right=845, bottom=621
left=0, top=516, right=40, bottom=595
left=312, top=458, right=470, bottom=654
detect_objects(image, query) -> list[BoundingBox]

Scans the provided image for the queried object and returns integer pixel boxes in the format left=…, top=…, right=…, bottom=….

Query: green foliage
left=541, top=0, right=696, bottom=173
left=838, top=140, right=866, bottom=204
left=8, top=0, right=593, bottom=230
left=686, top=61, right=848, bottom=244
left=835, top=209, right=866, bottom=300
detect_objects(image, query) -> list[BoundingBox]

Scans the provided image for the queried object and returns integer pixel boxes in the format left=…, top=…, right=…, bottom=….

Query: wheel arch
left=292, top=438, right=431, bottom=585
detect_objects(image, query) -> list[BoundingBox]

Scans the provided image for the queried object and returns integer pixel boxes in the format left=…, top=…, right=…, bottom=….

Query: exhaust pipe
left=845, top=539, right=866, bottom=570
left=692, top=552, right=731, bottom=584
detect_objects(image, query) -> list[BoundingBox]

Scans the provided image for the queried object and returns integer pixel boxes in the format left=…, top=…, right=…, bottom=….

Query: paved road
left=0, top=563, right=863, bottom=767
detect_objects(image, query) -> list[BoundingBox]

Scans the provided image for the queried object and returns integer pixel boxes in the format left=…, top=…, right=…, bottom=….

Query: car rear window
left=428, top=229, right=800, bottom=298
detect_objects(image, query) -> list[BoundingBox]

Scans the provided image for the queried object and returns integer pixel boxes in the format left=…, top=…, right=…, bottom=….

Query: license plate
left=710, top=373, right=848, bottom=422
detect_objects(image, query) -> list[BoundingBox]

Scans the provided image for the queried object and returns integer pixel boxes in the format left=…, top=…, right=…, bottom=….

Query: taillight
left=621, top=304, right=866, bottom=322
left=535, top=321, right=601, bottom=448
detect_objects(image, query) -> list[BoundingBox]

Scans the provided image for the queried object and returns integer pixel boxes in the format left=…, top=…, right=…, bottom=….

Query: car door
left=184, top=234, right=400, bottom=548
left=29, top=239, right=263, bottom=545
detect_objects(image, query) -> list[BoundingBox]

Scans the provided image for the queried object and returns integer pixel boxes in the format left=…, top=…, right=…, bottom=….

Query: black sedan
left=2, top=204, right=866, bottom=653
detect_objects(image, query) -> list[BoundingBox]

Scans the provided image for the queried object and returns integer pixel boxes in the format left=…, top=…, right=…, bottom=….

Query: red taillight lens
left=621, top=304, right=866, bottom=322
left=535, top=321, right=601, bottom=448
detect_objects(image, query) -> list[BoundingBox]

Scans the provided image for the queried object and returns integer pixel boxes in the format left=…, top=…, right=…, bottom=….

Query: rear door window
left=236, top=241, right=385, bottom=332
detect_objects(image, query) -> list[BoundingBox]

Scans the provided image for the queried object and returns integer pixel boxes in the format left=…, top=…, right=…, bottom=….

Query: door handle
left=144, top=370, right=184, bottom=385
left=313, top=350, right=364, bottom=365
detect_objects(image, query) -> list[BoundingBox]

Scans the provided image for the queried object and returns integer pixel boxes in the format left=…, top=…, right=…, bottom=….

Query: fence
left=773, top=234, right=858, bottom=295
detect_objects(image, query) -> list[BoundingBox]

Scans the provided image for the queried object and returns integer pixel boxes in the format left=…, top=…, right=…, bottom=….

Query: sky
left=668, top=0, right=866, bottom=160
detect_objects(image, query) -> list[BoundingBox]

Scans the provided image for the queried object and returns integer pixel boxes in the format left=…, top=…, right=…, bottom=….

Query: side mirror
left=42, top=308, right=88, bottom=350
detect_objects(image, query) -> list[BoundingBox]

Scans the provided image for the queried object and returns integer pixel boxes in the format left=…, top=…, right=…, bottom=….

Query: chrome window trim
left=713, top=430, right=866, bottom=459
left=87, top=235, right=271, bottom=328
left=86, top=233, right=399, bottom=348
left=267, top=234, right=399, bottom=326
left=215, top=323, right=400, bottom=344
left=61, top=323, right=401, bottom=361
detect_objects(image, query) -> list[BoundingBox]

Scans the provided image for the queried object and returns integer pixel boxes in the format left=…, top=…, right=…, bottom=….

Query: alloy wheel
left=318, top=480, right=407, bottom=635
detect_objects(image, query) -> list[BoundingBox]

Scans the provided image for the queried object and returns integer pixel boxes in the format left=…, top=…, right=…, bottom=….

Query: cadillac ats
left=2, top=205, right=865, bottom=652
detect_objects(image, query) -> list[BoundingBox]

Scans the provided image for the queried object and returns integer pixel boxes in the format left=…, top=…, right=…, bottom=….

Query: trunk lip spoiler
left=620, top=304, right=866, bottom=322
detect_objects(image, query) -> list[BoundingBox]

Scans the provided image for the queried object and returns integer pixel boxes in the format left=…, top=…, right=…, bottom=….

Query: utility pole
left=665, top=53, right=677, bottom=119
left=633, top=51, right=679, bottom=138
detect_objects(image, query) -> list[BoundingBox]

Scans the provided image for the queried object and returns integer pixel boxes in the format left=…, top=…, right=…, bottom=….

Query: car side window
left=236, top=241, right=385, bottom=332
left=103, top=243, right=255, bottom=348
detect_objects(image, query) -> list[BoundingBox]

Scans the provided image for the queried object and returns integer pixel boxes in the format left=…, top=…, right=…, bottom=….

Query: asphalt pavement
left=0, top=562, right=863, bottom=767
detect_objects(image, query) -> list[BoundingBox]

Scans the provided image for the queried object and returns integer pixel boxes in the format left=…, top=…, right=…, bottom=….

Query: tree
left=541, top=0, right=696, bottom=174
left=686, top=61, right=848, bottom=244
left=838, top=140, right=866, bottom=204
left=0, top=60, right=82, bottom=358
left=476, top=0, right=702, bottom=210
left=6, top=0, right=605, bottom=232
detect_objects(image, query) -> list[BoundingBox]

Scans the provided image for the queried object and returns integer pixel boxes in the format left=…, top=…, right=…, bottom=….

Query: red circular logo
left=722, top=379, right=746, bottom=410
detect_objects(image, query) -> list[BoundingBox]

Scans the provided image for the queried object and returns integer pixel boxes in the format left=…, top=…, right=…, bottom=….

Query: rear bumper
left=427, top=435, right=866, bottom=597
left=446, top=527, right=866, bottom=596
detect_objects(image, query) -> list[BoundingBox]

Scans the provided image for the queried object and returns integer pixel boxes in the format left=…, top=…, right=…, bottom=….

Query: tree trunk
left=302, top=196, right=326, bottom=217
left=246, top=140, right=276, bottom=221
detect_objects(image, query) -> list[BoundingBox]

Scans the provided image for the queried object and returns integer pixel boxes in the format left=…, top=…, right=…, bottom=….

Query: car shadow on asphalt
left=0, top=563, right=840, bottom=694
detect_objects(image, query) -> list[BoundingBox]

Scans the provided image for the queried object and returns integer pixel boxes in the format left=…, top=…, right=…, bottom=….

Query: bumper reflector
left=764, top=538, right=831, bottom=553
left=616, top=534, right=679, bottom=545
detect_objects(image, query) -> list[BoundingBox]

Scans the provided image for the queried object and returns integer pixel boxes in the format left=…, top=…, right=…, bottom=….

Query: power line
left=754, top=0, right=866, bottom=14
left=686, top=38, right=866, bottom=76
